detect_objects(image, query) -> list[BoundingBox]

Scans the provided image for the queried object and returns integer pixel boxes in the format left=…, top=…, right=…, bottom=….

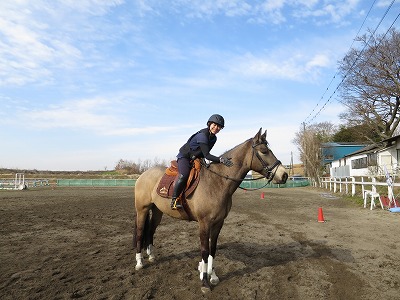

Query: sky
left=1, top=0, right=399, bottom=171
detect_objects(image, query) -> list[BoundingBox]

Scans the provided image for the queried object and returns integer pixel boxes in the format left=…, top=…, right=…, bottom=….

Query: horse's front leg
left=198, top=222, right=211, bottom=293
left=207, top=220, right=224, bottom=286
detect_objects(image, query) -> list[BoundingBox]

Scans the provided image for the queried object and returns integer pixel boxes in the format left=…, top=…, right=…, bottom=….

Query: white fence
left=317, top=176, right=399, bottom=200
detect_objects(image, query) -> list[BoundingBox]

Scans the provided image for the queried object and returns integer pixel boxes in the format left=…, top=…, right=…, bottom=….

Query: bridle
left=251, top=141, right=282, bottom=184
left=201, top=140, right=282, bottom=187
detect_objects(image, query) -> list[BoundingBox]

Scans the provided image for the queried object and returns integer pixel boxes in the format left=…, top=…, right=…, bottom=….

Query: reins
left=200, top=140, right=282, bottom=191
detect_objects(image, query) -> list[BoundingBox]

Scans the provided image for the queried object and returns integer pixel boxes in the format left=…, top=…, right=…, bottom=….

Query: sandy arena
left=1, top=186, right=399, bottom=299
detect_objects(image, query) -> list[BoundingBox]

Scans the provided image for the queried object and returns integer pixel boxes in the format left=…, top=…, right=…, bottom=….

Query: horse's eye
left=260, top=147, right=269, bottom=154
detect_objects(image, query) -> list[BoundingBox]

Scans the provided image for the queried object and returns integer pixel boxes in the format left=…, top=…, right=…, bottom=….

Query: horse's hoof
left=135, top=264, right=143, bottom=271
left=210, top=276, right=219, bottom=286
left=148, top=255, right=155, bottom=263
left=201, top=278, right=211, bottom=294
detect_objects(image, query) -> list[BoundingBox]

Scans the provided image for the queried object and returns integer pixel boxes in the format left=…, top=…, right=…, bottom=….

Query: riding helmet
left=207, top=114, right=225, bottom=128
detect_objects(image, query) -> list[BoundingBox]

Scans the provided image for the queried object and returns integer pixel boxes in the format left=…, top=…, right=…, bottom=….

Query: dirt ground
left=1, top=186, right=399, bottom=300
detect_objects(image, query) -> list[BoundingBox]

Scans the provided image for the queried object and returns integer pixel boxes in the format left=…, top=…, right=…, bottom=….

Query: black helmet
left=207, top=114, right=225, bottom=128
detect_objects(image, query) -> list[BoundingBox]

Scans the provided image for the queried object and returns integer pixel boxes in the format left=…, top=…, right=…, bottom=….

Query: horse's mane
left=208, top=138, right=253, bottom=166
left=222, top=138, right=252, bottom=157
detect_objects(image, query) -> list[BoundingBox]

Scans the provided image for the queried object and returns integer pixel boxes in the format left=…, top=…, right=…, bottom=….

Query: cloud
left=293, top=0, right=361, bottom=24
left=58, top=0, right=124, bottom=15
left=229, top=51, right=332, bottom=82
left=14, top=96, right=179, bottom=136
left=23, top=98, right=119, bottom=130
left=376, top=0, right=395, bottom=7
left=0, top=0, right=124, bottom=87
left=105, top=126, right=178, bottom=136
left=306, top=54, right=330, bottom=69
left=0, top=0, right=364, bottom=88
left=136, top=0, right=362, bottom=25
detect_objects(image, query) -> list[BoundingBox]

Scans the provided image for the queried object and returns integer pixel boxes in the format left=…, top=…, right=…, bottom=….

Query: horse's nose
left=281, top=172, right=288, bottom=184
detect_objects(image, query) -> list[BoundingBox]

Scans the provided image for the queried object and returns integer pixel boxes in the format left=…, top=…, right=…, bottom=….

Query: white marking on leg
left=135, top=253, right=143, bottom=270
left=207, top=255, right=213, bottom=275
left=207, top=255, right=220, bottom=285
left=198, top=259, right=208, bottom=280
left=146, top=244, right=155, bottom=262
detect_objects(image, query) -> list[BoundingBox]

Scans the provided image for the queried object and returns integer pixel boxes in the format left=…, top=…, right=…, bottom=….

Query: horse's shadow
left=216, top=239, right=354, bottom=281
left=153, top=238, right=354, bottom=281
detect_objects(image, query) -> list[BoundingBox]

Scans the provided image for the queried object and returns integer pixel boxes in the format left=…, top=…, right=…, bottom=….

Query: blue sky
left=1, top=0, right=399, bottom=171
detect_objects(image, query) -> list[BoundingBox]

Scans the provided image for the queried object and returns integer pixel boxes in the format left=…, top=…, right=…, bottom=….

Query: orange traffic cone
left=318, top=207, right=325, bottom=223
left=260, top=192, right=265, bottom=199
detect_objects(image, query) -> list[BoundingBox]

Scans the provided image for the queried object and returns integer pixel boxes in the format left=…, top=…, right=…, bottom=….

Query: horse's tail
left=133, top=207, right=153, bottom=251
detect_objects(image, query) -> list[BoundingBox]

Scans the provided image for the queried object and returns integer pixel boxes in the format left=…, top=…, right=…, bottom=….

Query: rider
left=171, top=114, right=234, bottom=210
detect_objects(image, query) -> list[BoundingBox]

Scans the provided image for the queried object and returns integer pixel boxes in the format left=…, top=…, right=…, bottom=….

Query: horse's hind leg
left=146, top=206, right=163, bottom=262
left=134, top=204, right=163, bottom=270
left=134, top=205, right=150, bottom=270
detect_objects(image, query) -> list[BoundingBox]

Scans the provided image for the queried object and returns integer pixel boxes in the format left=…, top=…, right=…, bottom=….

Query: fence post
left=361, top=177, right=365, bottom=197
left=351, top=177, right=355, bottom=196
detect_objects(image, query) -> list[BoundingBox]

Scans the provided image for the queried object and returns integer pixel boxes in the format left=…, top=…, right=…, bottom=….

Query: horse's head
left=250, top=128, right=288, bottom=184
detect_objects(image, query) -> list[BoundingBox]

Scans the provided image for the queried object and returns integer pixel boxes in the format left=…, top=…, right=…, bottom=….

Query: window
left=352, top=157, right=368, bottom=169
left=368, top=153, right=377, bottom=166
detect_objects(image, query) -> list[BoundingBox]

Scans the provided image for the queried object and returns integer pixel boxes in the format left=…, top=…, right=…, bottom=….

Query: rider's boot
left=171, top=175, right=186, bottom=210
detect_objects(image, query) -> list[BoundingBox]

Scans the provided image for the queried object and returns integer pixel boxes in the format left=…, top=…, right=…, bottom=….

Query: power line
left=303, top=0, right=398, bottom=125
left=303, top=0, right=378, bottom=124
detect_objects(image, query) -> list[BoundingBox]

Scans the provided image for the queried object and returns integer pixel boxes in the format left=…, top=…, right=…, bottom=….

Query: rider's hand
left=219, top=157, right=233, bottom=167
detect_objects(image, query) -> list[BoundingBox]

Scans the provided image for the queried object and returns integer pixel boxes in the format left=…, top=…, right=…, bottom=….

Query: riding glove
left=219, top=157, right=233, bottom=167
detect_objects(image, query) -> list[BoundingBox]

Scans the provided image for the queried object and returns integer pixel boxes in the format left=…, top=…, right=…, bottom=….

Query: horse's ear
left=261, top=130, right=267, bottom=141
left=254, top=128, right=262, bottom=141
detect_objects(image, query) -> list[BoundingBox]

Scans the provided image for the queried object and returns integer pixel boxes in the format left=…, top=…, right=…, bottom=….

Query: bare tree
left=293, top=122, right=336, bottom=179
left=115, top=157, right=169, bottom=175
left=338, top=28, right=400, bottom=140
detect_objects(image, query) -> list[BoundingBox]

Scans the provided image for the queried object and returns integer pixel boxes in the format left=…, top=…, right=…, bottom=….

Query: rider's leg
left=171, top=158, right=190, bottom=209
left=171, top=174, right=187, bottom=209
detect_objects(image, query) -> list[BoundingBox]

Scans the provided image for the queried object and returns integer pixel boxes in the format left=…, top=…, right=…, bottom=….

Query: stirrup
left=171, top=198, right=183, bottom=210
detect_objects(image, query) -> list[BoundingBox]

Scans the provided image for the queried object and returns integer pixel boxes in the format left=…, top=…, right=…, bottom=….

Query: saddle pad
left=156, top=159, right=201, bottom=199
left=157, top=174, right=176, bottom=198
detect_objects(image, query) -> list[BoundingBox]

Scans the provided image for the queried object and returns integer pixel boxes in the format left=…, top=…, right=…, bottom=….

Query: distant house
left=321, top=142, right=366, bottom=174
left=329, top=135, right=400, bottom=177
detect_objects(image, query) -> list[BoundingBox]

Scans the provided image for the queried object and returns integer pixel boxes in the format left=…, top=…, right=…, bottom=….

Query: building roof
left=343, top=144, right=379, bottom=157
left=382, top=134, right=400, bottom=145
left=342, top=134, right=400, bottom=157
left=321, top=142, right=368, bottom=147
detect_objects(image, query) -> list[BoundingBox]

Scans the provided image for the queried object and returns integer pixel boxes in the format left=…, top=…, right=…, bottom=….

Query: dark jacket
left=177, top=128, right=219, bottom=162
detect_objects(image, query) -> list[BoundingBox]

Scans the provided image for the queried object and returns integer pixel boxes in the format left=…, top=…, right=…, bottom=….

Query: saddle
left=156, top=159, right=201, bottom=199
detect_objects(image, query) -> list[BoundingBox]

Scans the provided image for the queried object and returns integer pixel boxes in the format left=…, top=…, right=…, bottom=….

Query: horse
left=133, top=128, right=288, bottom=293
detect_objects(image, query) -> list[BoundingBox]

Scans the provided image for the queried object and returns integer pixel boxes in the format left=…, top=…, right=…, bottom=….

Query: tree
left=115, top=158, right=169, bottom=174
left=338, top=28, right=400, bottom=140
left=115, top=159, right=141, bottom=174
left=293, top=122, right=336, bottom=179
left=333, top=124, right=381, bottom=142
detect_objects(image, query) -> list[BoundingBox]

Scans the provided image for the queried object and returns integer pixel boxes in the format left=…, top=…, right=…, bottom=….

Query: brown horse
left=133, top=128, right=288, bottom=293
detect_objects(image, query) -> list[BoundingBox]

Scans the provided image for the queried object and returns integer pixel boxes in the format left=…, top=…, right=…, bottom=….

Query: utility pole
left=303, top=122, right=307, bottom=177
left=290, top=151, right=293, bottom=176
